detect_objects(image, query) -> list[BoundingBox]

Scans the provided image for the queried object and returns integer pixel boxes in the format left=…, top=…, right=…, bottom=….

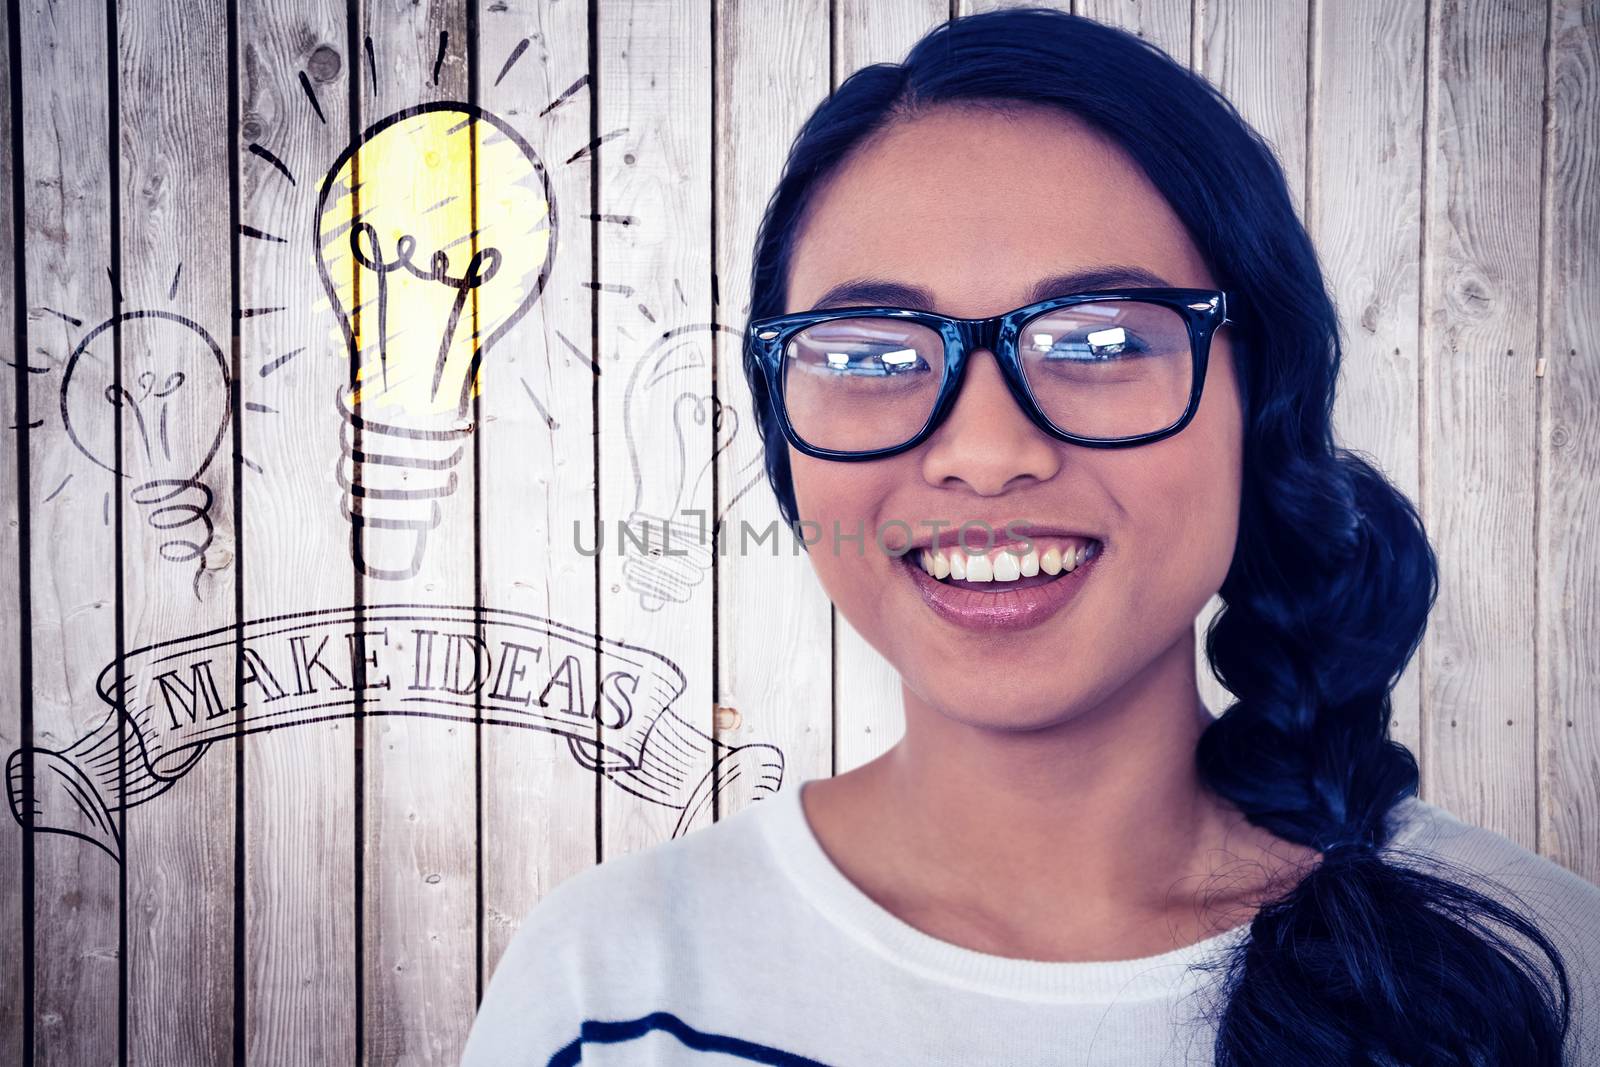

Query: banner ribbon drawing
left=5, top=603, right=784, bottom=861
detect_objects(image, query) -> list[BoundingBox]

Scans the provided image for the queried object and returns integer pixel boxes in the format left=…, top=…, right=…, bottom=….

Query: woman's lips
left=896, top=545, right=1100, bottom=633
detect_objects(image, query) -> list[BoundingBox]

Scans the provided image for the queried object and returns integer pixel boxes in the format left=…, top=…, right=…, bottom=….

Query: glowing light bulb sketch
left=60, top=310, right=230, bottom=600
left=315, top=100, right=556, bottom=581
left=620, top=325, right=769, bottom=612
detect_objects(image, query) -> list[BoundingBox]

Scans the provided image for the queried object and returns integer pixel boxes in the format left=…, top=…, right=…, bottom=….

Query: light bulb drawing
left=60, top=310, right=230, bottom=601
left=620, top=324, right=769, bottom=613
left=314, top=100, right=556, bottom=580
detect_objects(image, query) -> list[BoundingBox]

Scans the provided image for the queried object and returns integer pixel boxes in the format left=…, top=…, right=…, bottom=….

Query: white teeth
left=913, top=539, right=1099, bottom=584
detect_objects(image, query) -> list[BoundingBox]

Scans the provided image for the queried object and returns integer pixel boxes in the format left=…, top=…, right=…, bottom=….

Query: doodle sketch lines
left=5, top=604, right=785, bottom=862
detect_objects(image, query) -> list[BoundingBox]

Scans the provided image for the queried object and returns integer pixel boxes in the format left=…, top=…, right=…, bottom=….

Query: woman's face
left=784, top=104, right=1244, bottom=731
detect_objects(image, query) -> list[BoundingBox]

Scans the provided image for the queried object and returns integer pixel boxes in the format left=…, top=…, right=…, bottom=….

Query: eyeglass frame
left=746, top=287, right=1236, bottom=461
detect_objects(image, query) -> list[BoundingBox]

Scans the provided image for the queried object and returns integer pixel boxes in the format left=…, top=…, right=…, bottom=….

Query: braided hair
left=738, top=8, right=1573, bottom=1064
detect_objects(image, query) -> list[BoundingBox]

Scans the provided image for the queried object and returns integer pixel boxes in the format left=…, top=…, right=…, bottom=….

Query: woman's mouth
left=896, top=537, right=1102, bottom=633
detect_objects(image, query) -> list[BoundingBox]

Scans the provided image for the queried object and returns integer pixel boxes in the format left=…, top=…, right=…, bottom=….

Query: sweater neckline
left=755, top=776, right=1429, bottom=1004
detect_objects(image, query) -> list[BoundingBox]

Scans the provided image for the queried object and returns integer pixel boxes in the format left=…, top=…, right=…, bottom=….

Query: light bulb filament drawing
left=315, top=100, right=556, bottom=582
left=348, top=220, right=503, bottom=400
left=61, top=310, right=229, bottom=601
left=103, top=368, right=187, bottom=467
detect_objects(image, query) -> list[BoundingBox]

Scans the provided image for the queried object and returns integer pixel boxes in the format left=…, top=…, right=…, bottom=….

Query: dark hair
left=739, top=8, right=1574, bottom=1064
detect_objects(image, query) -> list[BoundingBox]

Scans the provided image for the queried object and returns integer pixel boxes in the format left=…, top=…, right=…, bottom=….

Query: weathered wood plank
left=964, top=0, right=1063, bottom=17
left=236, top=1, right=358, bottom=1061
left=1200, top=0, right=1309, bottom=245
left=1075, top=0, right=1191, bottom=67
left=595, top=0, right=717, bottom=857
left=473, top=0, right=599, bottom=982
left=0, top=2, right=26, bottom=1060
left=1537, top=0, right=1600, bottom=881
left=1421, top=0, right=1547, bottom=838
left=116, top=0, right=238, bottom=1060
left=16, top=2, right=123, bottom=1058
left=350, top=1, right=480, bottom=1062
left=1308, top=0, right=1428, bottom=758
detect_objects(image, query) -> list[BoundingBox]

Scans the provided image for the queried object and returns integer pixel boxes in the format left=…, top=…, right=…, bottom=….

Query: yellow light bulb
left=314, top=101, right=556, bottom=580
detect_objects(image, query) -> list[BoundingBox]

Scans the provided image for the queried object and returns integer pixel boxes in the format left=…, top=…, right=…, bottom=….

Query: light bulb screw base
left=335, top=384, right=473, bottom=582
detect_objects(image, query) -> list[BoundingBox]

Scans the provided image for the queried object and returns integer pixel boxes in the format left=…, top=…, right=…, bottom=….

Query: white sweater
left=463, top=778, right=1600, bottom=1065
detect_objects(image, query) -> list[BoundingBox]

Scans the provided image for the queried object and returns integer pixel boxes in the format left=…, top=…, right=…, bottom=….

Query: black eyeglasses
left=747, top=287, right=1235, bottom=461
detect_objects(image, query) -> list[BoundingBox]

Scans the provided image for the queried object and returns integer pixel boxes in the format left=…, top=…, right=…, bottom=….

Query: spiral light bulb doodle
left=314, top=100, right=556, bottom=581
left=60, top=310, right=230, bottom=600
left=620, top=325, right=769, bottom=613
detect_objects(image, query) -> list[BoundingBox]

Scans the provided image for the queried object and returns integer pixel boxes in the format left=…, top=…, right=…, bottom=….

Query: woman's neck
left=802, top=640, right=1319, bottom=961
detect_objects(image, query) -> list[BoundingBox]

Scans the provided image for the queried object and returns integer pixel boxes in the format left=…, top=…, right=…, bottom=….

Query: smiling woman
left=464, top=8, right=1599, bottom=1065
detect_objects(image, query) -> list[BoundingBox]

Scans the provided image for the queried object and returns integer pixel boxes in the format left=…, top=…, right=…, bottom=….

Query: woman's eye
left=829, top=348, right=929, bottom=375
left=1041, top=329, right=1150, bottom=361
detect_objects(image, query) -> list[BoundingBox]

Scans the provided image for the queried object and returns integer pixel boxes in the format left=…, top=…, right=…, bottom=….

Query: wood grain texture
left=1310, top=0, right=1428, bottom=760
left=713, top=0, right=834, bottom=811
left=1200, top=0, right=1309, bottom=213
left=595, top=0, right=717, bottom=856
left=474, top=0, right=599, bottom=982
left=1075, top=0, right=1191, bottom=67
left=236, top=2, right=357, bottom=1062
left=16, top=3, right=123, bottom=1060
left=0, top=2, right=24, bottom=1060
left=1420, top=0, right=1546, bottom=840
left=1538, top=0, right=1599, bottom=881
left=353, top=3, right=480, bottom=1062
left=116, top=0, right=238, bottom=1060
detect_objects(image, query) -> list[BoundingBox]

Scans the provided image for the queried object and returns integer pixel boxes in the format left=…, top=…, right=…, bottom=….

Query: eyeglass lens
left=779, top=300, right=1194, bottom=452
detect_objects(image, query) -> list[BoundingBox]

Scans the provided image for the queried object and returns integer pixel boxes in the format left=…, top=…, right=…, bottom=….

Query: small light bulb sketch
left=314, top=100, right=556, bottom=581
left=60, top=310, right=230, bottom=600
left=620, top=324, right=768, bottom=613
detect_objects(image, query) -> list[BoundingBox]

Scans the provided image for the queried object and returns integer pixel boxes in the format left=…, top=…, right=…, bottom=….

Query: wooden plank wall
left=2, top=1, right=1596, bottom=1064
left=238, top=6, right=354, bottom=1062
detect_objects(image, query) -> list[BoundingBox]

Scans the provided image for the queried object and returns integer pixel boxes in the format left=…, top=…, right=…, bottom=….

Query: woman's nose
left=917, top=347, right=1061, bottom=496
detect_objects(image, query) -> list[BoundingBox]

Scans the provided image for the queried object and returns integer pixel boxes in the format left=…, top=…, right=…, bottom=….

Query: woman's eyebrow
left=807, top=264, right=1175, bottom=312
left=808, top=278, right=934, bottom=310
left=1026, top=265, right=1174, bottom=302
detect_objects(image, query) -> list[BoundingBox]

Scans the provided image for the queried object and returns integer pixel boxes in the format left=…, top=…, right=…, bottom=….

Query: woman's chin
left=906, top=673, right=1094, bottom=734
